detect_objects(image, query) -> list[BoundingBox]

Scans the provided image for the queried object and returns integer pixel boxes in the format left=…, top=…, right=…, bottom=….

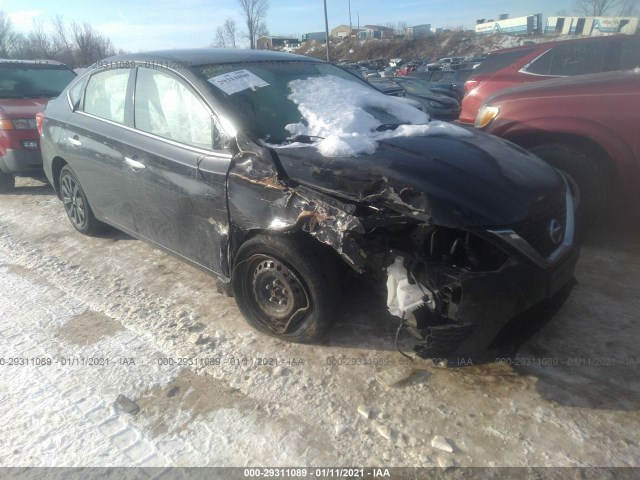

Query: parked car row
left=463, top=34, right=640, bottom=232
left=368, top=77, right=461, bottom=120
left=33, top=49, right=579, bottom=360
left=405, top=68, right=474, bottom=102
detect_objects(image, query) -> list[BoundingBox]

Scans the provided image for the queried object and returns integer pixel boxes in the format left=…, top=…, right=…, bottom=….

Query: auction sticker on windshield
left=208, top=69, right=269, bottom=95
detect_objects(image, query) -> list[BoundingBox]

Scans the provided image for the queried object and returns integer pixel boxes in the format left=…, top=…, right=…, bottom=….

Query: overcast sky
left=2, top=0, right=579, bottom=51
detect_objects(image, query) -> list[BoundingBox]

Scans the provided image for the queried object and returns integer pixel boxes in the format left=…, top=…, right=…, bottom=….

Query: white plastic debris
left=431, top=435, right=454, bottom=453
left=357, top=404, right=373, bottom=419
left=386, top=257, right=425, bottom=317
left=375, top=365, right=413, bottom=386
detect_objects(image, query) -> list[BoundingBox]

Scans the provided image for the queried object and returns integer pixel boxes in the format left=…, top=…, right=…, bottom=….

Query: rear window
left=429, top=71, right=455, bottom=81
left=525, top=42, right=608, bottom=76
left=0, top=62, right=76, bottom=99
left=620, top=38, right=640, bottom=70
left=472, top=48, right=537, bottom=76
left=455, top=69, right=473, bottom=83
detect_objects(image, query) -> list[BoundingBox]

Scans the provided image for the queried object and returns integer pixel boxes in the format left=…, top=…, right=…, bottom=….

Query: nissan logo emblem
left=548, top=219, right=563, bottom=245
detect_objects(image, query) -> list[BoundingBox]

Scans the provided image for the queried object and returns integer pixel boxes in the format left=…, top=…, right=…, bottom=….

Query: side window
left=525, top=50, right=553, bottom=75
left=548, top=42, right=607, bottom=76
left=620, top=38, right=640, bottom=70
left=83, top=69, right=129, bottom=123
left=68, top=79, right=84, bottom=109
left=134, top=68, right=212, bottom=149
left=440, top=71, right=455, bottom=81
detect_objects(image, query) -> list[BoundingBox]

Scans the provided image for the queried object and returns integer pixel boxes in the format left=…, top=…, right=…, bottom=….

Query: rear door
left=65, top=67, right=137, bottom=231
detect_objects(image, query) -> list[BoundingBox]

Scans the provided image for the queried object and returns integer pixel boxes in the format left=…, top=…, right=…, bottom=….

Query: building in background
left=357, top=25, right=394, bottom=40
left=331, top=25, right=361, bottom=38
left=301, top=32, right=327, bottom=43
left=405, top=24, right=433, bottom=40
left=256, top=36, right=300, bottom=50
left=475, top=14, right=543, bottom=36
left=545, top=16, right=639, bottom=36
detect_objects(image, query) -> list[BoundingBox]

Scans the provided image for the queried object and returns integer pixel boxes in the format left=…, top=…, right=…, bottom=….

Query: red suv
left=0, top=60, right=76, bottom=192
left=460, top=35, right=640, bottom=124
left=475, top=69, right=640, bottom=232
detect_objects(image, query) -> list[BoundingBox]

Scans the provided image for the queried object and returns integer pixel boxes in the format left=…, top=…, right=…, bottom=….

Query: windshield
left=192, top=60, right=475, bottom=157
left=393, top=78, right=435, bottom=95
left=0, top=63, right=76, bottom=98
left=193, top=61, right=428, bottom=143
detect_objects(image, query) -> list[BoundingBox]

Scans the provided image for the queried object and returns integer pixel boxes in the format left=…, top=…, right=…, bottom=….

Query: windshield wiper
left=283, top=134, right=324, bottom=144
left=376, top=123, right=402, bottom=132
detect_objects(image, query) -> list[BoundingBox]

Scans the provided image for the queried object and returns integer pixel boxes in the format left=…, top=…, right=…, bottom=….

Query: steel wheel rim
left=61, top=174, right=86, bottom=228
left=249, top=255, right=309, bottom=333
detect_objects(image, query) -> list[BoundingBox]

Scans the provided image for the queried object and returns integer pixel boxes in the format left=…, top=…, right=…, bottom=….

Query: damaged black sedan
left=38, top=49, right=578, bottom=359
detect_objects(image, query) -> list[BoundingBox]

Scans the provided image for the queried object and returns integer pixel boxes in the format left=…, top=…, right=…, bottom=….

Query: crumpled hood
left=272, top=129, right=565, bottom=228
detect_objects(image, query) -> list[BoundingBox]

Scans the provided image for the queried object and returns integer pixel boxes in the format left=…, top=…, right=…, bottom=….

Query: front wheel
left=0, top=173, right=15, bottom=193
left=529, top=144, right=606, bottom=235
left=59, top=165, right=101, bottom=235
left=231, top=234, right=340, bottom=343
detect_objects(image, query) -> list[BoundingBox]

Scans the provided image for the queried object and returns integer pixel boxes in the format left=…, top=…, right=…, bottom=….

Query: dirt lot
left=0, top=177, right=639, bottom=468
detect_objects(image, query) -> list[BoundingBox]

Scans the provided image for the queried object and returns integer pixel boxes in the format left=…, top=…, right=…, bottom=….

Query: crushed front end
left=372, top=183, right=578, bottom=361
left=231, top=127, right=579, bottom=360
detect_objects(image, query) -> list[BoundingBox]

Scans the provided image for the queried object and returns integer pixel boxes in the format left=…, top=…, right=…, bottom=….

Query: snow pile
left=285, top=76, right=471, bottom=157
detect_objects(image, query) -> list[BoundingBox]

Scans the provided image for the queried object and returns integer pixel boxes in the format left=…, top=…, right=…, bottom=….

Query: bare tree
left=14, top=19, right=54, bottom=59
left=0, top=11, right=17, bottom=57
left=214, top=17, right=238, bottom=48
left=385, top=21, right=408, bottom=36
left=238, top=0, right=269, bottom=49
left=618, top=0, right=639, bottom=15
left=51, top=15, right=75, bottom=66
left=70, top=21, right=114, bottom=67
left=256, top=20, right=268, bottom=39
left=572, top=0, right=620, bottom=16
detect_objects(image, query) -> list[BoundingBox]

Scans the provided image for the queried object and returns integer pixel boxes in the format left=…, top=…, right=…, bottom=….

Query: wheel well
left=231, top=228, right=345, bottom=277
left=50, top=157, right=68, bottom=199
left=507, top=132, right=618, bottom=191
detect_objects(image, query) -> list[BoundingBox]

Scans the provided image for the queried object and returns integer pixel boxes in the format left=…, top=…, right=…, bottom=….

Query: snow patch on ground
left=285, top=76, right=471, bottom=157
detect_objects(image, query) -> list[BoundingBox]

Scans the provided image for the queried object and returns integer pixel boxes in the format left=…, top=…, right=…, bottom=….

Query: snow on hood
left=284, top=76, right=472, bottom=157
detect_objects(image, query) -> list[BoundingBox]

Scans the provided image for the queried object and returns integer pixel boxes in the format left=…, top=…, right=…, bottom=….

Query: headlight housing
left=474, top=105, right=499, bottom=128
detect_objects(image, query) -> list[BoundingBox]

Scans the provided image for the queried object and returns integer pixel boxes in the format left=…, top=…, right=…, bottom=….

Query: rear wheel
left=232, top=234, right=340, bottom=343
left=529, top=144, right=606, bottom=235
left=59, top=165, right=101, bottom=235
left=0, top=173, right=15, bottom=193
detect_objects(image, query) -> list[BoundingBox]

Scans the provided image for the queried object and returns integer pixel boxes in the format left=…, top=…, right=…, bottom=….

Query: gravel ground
left=0, top=177, right=639, bottom=468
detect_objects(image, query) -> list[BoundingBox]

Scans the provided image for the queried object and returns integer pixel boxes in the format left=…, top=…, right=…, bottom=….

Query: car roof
left=0, top=59, right=69, bottom=66
left=488, top=69, right=640, bottom=102
left=104, top=48, right=322, bottom=66
left=486, top=34, right=637, bottom=56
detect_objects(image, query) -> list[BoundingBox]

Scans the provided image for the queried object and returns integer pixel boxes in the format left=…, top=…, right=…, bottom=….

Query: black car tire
left=232, top=234, right=340, bottom=343
left=529, top=144, right=605, bottom=235
left=59, top=165, right=101, bottom=235
left=0, top=173, right=15, bottom=193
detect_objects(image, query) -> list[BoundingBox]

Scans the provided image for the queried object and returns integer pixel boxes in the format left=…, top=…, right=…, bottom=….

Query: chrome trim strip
left=487, top=177, right=575, bottom=270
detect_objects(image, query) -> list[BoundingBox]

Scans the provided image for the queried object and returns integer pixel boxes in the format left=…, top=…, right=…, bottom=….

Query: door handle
left=68, top=136, right=82, bottom=147
left=124, top=157, right=146, bottom=169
